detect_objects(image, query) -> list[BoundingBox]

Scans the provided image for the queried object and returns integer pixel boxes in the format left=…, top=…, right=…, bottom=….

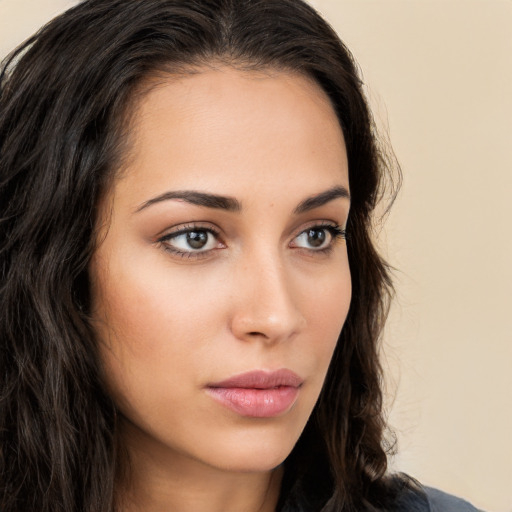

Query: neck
left=116, top=421, right=284, bottom=512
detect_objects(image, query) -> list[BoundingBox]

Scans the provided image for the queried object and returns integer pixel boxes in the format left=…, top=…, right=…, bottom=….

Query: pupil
left=308, top=229, right=326, bottom=247
left=187, top=231, right=208, bottom=249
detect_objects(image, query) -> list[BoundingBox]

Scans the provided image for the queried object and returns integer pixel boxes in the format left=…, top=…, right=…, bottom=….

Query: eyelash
left=157, top=222, right=347, bottom=259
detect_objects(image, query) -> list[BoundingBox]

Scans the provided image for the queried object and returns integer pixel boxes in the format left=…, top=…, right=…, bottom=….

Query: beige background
left=1, top=1, right=511, bottom=511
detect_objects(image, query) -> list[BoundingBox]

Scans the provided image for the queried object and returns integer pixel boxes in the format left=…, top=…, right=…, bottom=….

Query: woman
left=0, top=1, right=481, bottom=511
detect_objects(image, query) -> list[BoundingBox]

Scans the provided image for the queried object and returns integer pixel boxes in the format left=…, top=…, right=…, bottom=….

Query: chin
left=196, top=421, right=304, bottom=474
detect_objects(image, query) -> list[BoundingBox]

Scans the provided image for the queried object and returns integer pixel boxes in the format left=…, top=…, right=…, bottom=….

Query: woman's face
left=90, top=67, right=351, bottom=474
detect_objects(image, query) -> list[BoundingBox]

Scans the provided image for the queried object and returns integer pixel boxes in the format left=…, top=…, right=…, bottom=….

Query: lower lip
left=206, top=386, right=300, bottom=418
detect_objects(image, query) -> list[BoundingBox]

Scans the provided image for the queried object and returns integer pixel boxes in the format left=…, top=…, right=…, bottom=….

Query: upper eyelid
left=157, top=222, right=221, bottom=241
left=290, top=219, right=344, bottom=237
left=291, top=224, right=345, bottom=244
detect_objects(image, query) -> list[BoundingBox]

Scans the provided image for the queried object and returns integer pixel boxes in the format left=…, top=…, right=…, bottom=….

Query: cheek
left=89, top=250, right=229, bottom=412
left=301, top=259, right=351, bottom=336
left=93, top=249, right=224, bottom=348
left=292, top=259, right=351, bottom=380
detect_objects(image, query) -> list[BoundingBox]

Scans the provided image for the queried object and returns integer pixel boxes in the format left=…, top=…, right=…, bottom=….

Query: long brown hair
left=0, top=1, right=401, bottom=510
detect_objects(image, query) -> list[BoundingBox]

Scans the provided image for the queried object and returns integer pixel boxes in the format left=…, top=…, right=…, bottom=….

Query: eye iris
left=186, top=231, right=208, bottom=249
left=307, top=228, right=326, bottom=247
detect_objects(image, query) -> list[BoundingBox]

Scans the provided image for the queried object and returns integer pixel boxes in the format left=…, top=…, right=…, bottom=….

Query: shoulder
left=423, top=486, right=483, bottom=512
left=279, top=470, right=484, bottom=512
left=391, top=475, right=483, bottom=512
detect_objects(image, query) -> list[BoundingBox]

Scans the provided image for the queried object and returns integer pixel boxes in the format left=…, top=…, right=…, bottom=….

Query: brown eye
left=186, top=231, right=209, bottom=249
left=306, top=228, right=327, bottom=247
left=291, top=225, right=345, bottom=251
left=162, top=229, right=218, bottom=253
left=292, top=227, right=331, bottom=250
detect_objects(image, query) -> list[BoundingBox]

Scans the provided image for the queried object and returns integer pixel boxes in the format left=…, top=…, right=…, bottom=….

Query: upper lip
left=208, top=369, right=303, bottom=389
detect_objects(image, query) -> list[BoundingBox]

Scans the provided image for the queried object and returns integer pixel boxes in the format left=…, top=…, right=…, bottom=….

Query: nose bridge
left=230, top=245, right=305, bottom=343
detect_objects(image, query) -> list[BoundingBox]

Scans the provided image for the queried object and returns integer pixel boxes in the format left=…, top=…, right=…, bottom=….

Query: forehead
left=114, top=66, right=348, bottom=208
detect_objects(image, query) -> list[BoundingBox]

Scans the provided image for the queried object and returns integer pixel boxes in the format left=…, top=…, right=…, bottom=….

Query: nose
left=229, top=250, right=306, bottom=344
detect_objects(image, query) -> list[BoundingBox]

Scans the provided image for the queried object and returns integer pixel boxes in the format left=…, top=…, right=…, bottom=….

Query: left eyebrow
left=293, top=185, right=350, bottom=214
left=135, top=190, right=241, bottom=213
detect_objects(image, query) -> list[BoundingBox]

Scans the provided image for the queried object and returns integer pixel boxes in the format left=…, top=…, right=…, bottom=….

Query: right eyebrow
left=293, top=185, right=350, bottom=214
left=135, top=190, right=242, bottom=213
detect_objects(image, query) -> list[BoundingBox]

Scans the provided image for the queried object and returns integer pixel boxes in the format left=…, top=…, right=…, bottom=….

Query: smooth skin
left=90, top=66, right=351, bottom=512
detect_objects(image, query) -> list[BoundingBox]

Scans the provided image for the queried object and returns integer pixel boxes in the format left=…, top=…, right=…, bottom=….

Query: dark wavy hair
left=0, top=1, right=404, bottom=510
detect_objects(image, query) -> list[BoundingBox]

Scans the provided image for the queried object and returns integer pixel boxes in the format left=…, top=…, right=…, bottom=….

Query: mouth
left=205, top=369, right=303, bottom=418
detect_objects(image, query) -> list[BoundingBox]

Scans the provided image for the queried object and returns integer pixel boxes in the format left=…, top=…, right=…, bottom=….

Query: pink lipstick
left=206, top=369, right=303, bottom=418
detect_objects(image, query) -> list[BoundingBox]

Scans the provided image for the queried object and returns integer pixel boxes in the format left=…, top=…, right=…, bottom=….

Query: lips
left=206, top=369, right=303, bottom=418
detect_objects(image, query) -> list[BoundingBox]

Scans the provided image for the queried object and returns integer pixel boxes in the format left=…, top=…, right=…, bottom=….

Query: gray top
left=424, top=486, right=483, bottom=512
left=278, top=471, right=484, bottom=511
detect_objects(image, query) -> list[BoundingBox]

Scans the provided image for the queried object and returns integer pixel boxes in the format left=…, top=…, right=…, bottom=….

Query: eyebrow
left=135, top=185, right=350, bottom=214
left=136, top=190, right=241, bottom=213
left=293, top=185, right=350, bottom=214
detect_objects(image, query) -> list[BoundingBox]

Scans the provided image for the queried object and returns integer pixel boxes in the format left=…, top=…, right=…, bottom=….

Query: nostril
left=248, top=331, right=268, bottom=338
